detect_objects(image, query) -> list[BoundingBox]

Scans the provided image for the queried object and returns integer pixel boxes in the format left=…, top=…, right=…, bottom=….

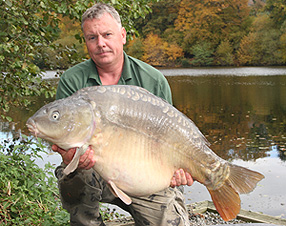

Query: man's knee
left=130, top=187, right=189, bottom=226
left=58, top=170, right=102, bottom=211
left=69, top=204, right=105, bottom=226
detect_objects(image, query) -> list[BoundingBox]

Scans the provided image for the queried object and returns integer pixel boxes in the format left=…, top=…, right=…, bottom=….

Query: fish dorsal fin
left=108, top=180, right=132, bottom=205
left=63, top=144, right=89, bottom=175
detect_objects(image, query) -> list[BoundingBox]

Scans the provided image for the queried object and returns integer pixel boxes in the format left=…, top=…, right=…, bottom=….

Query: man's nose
left=97, top=35, right=106, bottom=47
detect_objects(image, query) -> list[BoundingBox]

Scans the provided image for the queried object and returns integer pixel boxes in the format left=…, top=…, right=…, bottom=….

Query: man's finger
left=170, top=176, right=177, bottom=188
left=85, top=149, right=96, bottom=169
left=185, top=172, right=194, bottom=186
left=179, top=169, right=187, bottom=185
left=51, top=144, right=58, bottom=152
left=175, top=170, right=182, bottom=186
left=78, top=146, right=96, bottom=169
left=78, top=148, right=89, bottom=166
left=51, top=145, right=66, bottom=156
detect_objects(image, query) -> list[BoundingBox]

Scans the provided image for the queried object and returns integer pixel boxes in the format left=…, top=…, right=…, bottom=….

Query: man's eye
left=86, top=35, right=96, bottom=41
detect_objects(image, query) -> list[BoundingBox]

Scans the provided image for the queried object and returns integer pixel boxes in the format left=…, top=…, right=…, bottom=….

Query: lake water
left=165, top=72, right=286, bottom=219
left=1, top=67, right=286, bottom=219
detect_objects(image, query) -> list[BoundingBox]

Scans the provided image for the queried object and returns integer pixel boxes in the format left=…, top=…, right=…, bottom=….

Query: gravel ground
left=188, top=211, right=248, bottom=226
left=106, top=210, right=248, bottom=225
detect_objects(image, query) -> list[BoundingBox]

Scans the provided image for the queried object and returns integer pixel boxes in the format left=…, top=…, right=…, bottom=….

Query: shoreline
left=106, top=201, right=286, bottom=226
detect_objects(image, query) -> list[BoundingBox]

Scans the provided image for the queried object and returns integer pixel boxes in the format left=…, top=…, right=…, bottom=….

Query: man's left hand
left=170, top=169, right=193, bottom=187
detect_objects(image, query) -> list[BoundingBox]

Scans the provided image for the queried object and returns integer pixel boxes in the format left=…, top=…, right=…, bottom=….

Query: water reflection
left=166, top=75, right=286, bottom=162
left=164, top=74, right=286, bottom=218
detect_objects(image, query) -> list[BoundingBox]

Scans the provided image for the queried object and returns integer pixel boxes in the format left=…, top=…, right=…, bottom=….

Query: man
left=52, top=3, right=193, bottom=226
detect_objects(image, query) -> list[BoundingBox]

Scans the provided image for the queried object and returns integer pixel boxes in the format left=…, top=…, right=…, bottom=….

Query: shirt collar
left=88, top=59, right=101, bottom=85
left=121, top=52, right=132, bottom=82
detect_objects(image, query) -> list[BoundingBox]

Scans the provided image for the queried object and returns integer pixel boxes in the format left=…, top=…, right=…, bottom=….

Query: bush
left=190, top=42, right=214, bottom=66
left=215, top=40, right=234, bottom=66
left=125, top=37, right=144, bottom=60
left=0, top=136, right=124, bottom=225
left=0, top=136, right=70, bottom=225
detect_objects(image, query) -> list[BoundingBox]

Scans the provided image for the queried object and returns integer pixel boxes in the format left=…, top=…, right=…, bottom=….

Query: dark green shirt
left=56, top=52, right=172, bottom=104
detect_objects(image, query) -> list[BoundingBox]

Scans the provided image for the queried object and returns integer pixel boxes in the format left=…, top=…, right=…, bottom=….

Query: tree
left=125, top=37, right=144, bottom=59
left=265, top=0, right=286, bottom=28
left=263, top=0, right=286, bottom=64
left=215, top=40, right=234, bottom=66
left=141, top=33, right=183, bottom=66
left=190, top=41, right=214, bottom=66
left=0, top=0, right=159, bottom=119
left=237, top=13, right=283, bottom=66
left=175, top=0, right=250, bottom=56
left=34, top=16, right=88, bottom=70
left=237, top=32, right=257, bottom=65
left=134, top=0, right=181, bottom=37
left=279, top=21, right=286, bottom=64
left=250, top=0, right=266, bottom=16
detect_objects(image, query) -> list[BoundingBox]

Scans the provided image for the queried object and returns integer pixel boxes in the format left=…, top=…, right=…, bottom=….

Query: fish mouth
left=26, top=118, right=39, bottom=137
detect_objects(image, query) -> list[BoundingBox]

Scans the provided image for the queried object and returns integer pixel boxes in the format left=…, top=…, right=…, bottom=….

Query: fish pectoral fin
left=108, top=180, right=132, bottom=205
left=207, top=185, right=240, bottom=222
left=63, top=144, right=89, bottom=175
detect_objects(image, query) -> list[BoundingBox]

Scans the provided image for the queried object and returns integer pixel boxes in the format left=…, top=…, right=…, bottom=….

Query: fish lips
left=26, top=118, right=54, bottom=141
left=26, top=118, right=40, bottom=138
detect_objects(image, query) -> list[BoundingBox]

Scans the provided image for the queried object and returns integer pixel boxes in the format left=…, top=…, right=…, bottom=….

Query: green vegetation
left=0, top=136, right=124, bottom=225
left=0, top=136, right=70, bottom=225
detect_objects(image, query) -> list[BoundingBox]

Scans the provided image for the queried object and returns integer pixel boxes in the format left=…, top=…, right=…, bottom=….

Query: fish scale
left=26, top=85, right=264, bottom=221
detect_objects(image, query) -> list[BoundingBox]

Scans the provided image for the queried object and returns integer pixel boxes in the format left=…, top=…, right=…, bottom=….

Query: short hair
left=81, top=3, right=122, bottom=30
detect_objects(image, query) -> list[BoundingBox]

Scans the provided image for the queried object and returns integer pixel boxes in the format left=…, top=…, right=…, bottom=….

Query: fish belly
left=91, top=125, right=175, bottom=197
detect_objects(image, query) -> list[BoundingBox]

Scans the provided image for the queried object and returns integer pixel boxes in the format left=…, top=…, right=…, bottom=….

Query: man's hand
left=51, top=144, right=96, bottom=170
left=170, top=169, right=193, bottom=187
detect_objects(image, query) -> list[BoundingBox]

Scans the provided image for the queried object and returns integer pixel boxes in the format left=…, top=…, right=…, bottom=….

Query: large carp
left=26, top=85, right=264, bottom=221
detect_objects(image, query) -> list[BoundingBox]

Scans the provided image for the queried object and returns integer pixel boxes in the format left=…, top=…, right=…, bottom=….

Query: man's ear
left=121, top=27, right=127, bottom=45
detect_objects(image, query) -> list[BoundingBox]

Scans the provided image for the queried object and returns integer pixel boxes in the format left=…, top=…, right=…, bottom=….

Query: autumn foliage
left=28, top=0, right=286, bottom=67
left=124, top=0, right=286, bottom=67
left=141, top=34, right=183, bottom=66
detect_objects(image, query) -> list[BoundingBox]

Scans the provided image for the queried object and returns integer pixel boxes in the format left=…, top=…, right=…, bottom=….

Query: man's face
left=83, top=13, right=126, bottom=68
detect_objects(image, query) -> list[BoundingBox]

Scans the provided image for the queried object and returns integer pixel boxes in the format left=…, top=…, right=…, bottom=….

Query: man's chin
left=93, top=57, right=114, bottom=67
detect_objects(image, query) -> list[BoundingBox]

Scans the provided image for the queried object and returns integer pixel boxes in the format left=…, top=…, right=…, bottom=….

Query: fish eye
left=51, top=111, right=60, bottom=121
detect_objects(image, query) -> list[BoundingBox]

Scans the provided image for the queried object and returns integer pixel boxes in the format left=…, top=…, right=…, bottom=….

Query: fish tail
left=227, top=164, right=265, bottom=194
left=207, top=164, right=264, bottom=221
left=207, top=184, right=240, bottom=221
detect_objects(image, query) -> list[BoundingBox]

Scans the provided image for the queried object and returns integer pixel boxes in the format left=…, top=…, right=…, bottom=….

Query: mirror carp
left=26, top=85, right=264, bottom=221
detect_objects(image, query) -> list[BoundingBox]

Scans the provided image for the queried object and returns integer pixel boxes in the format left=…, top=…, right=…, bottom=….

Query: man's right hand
left=52, top=144, right=96, bottom=170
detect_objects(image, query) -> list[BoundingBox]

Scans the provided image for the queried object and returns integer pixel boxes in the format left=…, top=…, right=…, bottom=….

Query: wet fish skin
left=26, top=85, right=264, bottom=221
